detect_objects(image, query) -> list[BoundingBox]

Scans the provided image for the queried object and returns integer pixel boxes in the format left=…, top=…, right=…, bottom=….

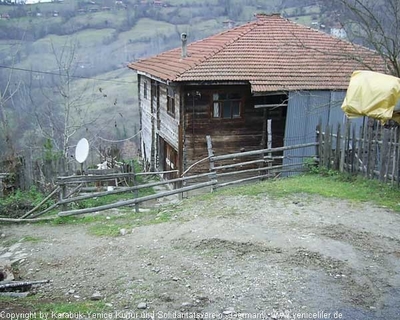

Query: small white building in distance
left=331, top=23, right=347, bottom=39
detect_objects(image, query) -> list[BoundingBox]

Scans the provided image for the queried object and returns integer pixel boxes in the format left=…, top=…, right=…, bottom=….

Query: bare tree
left=331, top=0, right=400, bottom=77
left=0, top=44, right=22, bottom=160
left=29, top=38, right=100, bottom=165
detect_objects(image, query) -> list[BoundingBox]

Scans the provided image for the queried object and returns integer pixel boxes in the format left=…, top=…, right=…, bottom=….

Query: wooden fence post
left=380, top=128, right=390, bottom=182
left=260, top=119, right=272, bottom=179
left=316, top=122, right=322, bottom=166
left=334, top=123, right=341, bottom=170
left=132, top=162, right=139, bottom=213
left=340, top=120, right=349, bottom=172
left=392, top=127, right=398, bottom=185
left=358, top=125, right=364, bottom=175
left=324, top=124, right=330, bottom=169
left=351, top=125, right=356, bottom=174
left=206, top=135, right=217, bottom=192
left=267, top=119, right=272, bottom=169
left=60, top=183, right=67, bottom=211
left=0, top=177, right=3, bottom=198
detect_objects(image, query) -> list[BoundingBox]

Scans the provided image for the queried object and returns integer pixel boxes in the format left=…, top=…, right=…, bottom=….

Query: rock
left=0, top=259, right=14, bottom=281
left=90, top=291, right=103, bottom=301
left=1, top=233, right=5, bottom=238
left=172, top=277, right=179, bottom=281
left=68, top=289, right=76, bottom=294
left=181, top=302, right=192, bottom=307
left=223, top=307, right=235, bottom=315
left=105, top=303, right=113, bottom=308
left=8, top=243, right=22, bottom=252
left=137, top=302, right=147, bottom=309
left=119, top=229, right=128, bottom=236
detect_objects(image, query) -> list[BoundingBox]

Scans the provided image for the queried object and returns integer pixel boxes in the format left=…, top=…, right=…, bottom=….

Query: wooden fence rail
left=206, top=135, right=317, bottom=190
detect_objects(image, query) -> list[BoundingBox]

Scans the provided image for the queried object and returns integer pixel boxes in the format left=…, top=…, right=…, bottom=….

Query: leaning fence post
left=206, top=135, right=217, bottom=192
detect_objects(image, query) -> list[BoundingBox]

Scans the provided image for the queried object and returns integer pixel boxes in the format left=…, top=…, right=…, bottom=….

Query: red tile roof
left=128, top=14, right=385, bottom=92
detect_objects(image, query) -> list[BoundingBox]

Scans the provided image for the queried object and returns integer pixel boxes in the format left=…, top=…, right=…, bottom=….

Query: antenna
left=75, top=138, right=89, bottom=164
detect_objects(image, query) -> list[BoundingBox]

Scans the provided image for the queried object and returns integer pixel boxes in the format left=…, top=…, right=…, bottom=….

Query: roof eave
left=128, top=66, right=171, bottom=85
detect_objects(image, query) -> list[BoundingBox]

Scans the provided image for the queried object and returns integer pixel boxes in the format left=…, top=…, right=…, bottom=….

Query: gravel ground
left=1, top=192, right=400, bottom=320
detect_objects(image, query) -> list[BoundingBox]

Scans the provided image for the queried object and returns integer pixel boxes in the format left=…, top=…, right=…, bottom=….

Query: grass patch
left=88, top=223, right=124, bottom=237
left=87, top=210, right=172, bottom=237
left=49, top=206, right=172, bottom=236
left=212, top=173, right=400, bottom=212
left=119, top=18, right=175, bottom=42
left=88, top=211, right=172, bottom=237
left=21, top=236, right=43, bottom=243
left=0, top=296, right=108, bottom=314
left=0, top=238, right=19, bottom=247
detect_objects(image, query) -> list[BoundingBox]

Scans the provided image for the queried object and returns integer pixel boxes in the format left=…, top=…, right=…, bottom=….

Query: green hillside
left=0, top=0, right=329, bottom=156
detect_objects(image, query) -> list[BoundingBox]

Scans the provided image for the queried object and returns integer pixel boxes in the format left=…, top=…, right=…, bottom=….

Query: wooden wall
left=138, top=75, right=153, bottom=169
left=158, top=85, right=180, bottom=151
left=182, top=85, right=264, bottom=173
left=138, top=75, right=180, bottom=172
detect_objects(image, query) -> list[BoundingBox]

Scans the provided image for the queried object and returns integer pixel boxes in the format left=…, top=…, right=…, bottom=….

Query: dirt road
left=1, top=192, right=400, bottom=319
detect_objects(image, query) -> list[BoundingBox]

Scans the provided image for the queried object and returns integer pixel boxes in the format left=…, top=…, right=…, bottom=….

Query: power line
left=97, top=130, right=141, bottom=143
left=0, top=65, right=136, bottom=84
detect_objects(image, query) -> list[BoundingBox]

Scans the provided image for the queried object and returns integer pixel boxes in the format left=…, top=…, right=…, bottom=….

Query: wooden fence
left=8, top=121, right=400, bottom=222
left=205, top=135, right=316, bottom=189
left=317, top=121, right=400, bottom=184
left=2, top=139, right=318, bottom=221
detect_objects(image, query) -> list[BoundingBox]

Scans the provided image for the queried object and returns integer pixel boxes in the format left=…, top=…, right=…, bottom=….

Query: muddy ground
left=1, top=191, right=400, bottom=319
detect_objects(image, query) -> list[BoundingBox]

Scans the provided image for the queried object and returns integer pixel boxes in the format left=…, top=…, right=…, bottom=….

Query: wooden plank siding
left=138, top=75, right=153, bottom=169
left=182, top=85, right=264, bottom=174
left=139, top=75, right=181, bottom=172
left=158, top=85, right=180, bottom=151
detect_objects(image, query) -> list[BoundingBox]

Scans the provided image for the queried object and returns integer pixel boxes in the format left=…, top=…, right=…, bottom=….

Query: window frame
left=211, top=92, right=242, bottom=120
left=143, top=81, right=148, bottom=100
left=167, top=87, right=176, bottom=117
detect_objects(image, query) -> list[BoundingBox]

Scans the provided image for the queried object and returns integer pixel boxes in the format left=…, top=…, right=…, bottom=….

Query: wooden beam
left=212, top=142, right=318, bottom=161
left=20, top=186, right=60, bottom=219
left=56, top=172, right=136, bottom=184
left=58, top=180, right=217, bottom=217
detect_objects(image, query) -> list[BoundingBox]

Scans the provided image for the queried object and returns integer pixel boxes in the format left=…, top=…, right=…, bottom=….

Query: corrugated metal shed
left=283, top=91, right=331, bottom=175
left=282, top=90, right=362, bottom=175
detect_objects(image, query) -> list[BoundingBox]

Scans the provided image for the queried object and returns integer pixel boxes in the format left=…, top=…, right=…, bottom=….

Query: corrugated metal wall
left=282, top=90, right=364, bottom=175
left=283, top=91, right=330, bottom=174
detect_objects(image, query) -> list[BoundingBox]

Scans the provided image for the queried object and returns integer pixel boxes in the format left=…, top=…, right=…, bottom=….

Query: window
left=212, top=92, right=241, bottom=119
left=253, top=92, right=288, bottom=109
left=167, top=88, right=175, bottom=116
left=143, top=81, right=148, bottom=99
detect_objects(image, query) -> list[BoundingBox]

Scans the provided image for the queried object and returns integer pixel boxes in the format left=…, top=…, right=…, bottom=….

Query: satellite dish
left=75, top=138, right=89, bottom=163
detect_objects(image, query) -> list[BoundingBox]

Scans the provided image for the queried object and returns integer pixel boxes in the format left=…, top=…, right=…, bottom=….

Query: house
left=128, top=14, right=384, bottom=178
left=331, top=23, right=347, bottom=39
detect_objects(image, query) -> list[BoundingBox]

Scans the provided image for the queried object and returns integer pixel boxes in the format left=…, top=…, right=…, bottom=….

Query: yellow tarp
left=341, top=70, right=400, bottom=123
